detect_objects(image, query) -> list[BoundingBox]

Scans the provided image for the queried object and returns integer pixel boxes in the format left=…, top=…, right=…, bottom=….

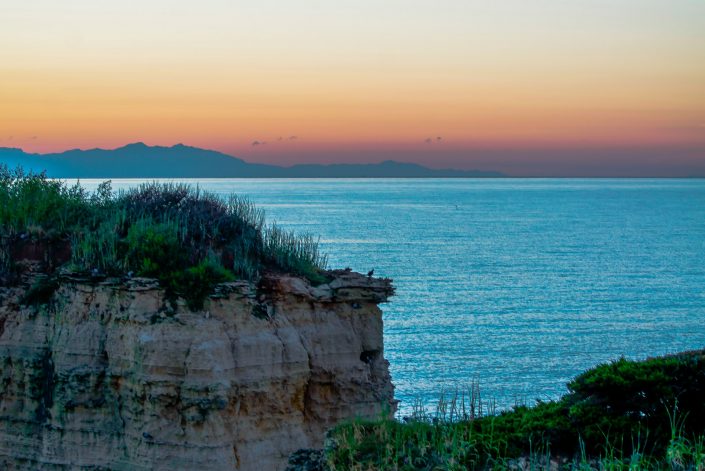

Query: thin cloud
left=288, top=135, right=298, bottom=140
left=251, top=140, right=267, bottom=146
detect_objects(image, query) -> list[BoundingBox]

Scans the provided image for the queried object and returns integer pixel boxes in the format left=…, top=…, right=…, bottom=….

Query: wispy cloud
left=254, top=136, right=296, bottom=145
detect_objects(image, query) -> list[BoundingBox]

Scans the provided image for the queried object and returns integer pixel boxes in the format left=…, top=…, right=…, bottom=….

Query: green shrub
left=124, top=218, right=186, bottom=277
left=173, top=258, right=235, bottom=310
left=0, top=166, right=97, bottom=279
left=0, top=166, right=95, bottom=237
left=565, top=350, right=705, bottom=455
left=20, top=275, right=60, bottom=306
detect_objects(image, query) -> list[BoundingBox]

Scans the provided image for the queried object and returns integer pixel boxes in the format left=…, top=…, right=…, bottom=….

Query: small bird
left=367, top=269, right=374, bottom=278
left=142, top=432, right=154, bottom=441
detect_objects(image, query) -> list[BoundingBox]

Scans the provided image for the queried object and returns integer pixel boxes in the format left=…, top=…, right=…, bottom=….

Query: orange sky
left=1, top=0, right=704, bottom=173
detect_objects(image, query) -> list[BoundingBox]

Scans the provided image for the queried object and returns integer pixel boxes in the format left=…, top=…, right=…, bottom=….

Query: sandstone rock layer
left=0, top=270, right=395, bottom=470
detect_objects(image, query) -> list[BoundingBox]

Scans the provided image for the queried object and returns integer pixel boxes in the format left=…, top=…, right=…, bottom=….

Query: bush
left=0, top=166, right=95, bottom=238
left=20, top=275, right=60, bottom=306
left=124, top=218, right=186, bottom=277
left=174, top=258, right=235, bottom=310
left=566, top=349, right=705, bottom=453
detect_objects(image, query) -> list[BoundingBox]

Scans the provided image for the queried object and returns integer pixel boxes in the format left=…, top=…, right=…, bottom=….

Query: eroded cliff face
left=0, top=269, right=395, bottom=470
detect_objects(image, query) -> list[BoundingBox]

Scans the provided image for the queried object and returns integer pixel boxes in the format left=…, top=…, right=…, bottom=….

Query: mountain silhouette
left=0, top=143, right=503, bottom=178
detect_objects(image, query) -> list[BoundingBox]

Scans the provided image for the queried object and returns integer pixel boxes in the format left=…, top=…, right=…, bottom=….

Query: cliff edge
left=0, top=269, right=396, bottom=470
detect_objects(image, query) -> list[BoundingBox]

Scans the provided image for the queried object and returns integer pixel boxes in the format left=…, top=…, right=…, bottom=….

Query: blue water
left=79, top=178, right=705, bottom=414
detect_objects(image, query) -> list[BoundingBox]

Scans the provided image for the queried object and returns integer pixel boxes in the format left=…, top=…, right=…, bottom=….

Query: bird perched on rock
left=142, top=432, right=154, bottom=441
left=367, top=269, right=374, bottom=278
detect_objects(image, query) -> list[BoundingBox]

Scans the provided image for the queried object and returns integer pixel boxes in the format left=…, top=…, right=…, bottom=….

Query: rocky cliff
left=0, top=269, right=396, bottom=470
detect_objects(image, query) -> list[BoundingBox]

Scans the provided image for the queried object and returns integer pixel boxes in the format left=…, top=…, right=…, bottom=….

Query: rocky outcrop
left=0, top=269, right=396, bottom=470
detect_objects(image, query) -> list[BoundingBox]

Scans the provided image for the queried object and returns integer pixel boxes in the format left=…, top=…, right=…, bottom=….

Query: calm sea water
left=80, top=178, right=705, bottom=414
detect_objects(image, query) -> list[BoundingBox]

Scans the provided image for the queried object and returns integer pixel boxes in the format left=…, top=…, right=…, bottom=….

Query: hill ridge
left=0, top=143, right=503, bottom=178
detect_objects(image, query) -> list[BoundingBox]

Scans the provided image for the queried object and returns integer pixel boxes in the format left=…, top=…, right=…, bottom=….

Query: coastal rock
left=0, top=271, right=396, bottom=470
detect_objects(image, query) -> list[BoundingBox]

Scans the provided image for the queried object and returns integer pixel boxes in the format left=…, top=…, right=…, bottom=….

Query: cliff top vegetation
left=0, top=165, right=328, bottom=307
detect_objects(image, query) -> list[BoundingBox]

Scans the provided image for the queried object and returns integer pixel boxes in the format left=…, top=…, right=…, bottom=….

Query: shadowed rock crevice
left=35, top=349, right=55, bottom=424
left=360, top=349, right=380, bottom=365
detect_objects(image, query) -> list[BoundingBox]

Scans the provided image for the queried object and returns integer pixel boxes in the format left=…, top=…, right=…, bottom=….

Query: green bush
left=124, top=218, right=185, bottom=277
left=174, top=258, right=235, bottom=310
left=0, top=166, right=95, bottom=237
left=20, top=275, right=60, bottom=306
left=566, top=349, right=705, bottom=454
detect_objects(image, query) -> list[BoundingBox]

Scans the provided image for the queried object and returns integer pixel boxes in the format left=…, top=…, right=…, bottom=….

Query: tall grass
left=1, top=166, right=329, bottom=302
left=327, top=397, right=705, bottom=471
left=264, top=224, right=329, bottom=283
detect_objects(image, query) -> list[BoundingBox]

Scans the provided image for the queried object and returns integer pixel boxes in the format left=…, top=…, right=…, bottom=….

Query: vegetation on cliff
left=324, top=350, right=705, bottom=470
left=0, top=165, right=328, bottom=306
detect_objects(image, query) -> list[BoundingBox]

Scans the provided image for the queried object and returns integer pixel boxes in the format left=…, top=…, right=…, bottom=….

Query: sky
left=1, top=0, right=704, bottom=176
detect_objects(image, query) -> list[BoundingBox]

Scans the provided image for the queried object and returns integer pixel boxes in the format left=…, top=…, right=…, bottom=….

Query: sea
left=79, top=178, right=705, bottom=415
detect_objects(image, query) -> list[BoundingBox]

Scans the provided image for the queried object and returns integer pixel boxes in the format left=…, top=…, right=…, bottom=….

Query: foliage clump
left=326, top=350, right=705, bottom=470
left=1, top=165, right=328, bottom=306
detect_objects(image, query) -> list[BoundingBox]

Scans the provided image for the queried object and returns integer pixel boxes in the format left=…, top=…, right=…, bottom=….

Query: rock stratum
left=0, top=268, right=396, bottom=470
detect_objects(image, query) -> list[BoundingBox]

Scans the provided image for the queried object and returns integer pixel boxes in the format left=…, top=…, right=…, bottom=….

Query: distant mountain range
left=0, top=143, right=503, bottom=178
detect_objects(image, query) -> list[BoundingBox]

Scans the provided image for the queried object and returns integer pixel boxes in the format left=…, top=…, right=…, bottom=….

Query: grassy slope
left=326, top=350, right=705, bottom=470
